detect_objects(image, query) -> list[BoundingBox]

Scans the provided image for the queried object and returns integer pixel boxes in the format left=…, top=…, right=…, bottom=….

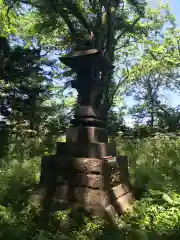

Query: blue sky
left=124, top=0, right=180, bottom=126
left=154, top=0, right=180, bottom=108
left=169, top=0, right=180, bottom=24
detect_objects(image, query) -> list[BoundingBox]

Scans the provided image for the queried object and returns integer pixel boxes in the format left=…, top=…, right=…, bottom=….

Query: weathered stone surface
left=74, top=187, right=109, bottom=206
left=56, top=141, right=116, bottom=158
left=54, top=185, right=69, bottom=202
left=36, top=152, right=134, bottom=220
left=67, top=142, right=116, bottom=158
left=109, top=172, right=120, bottom=186
left=108, top=156, right=129, bottom=183
left=56, top=173, right=105, bottom=189
left=104, top=205, right=117, bottom=219
left=116, top=191, right=134, bottom=213
left=72, top=203, right=108, bottom=218
left=72, top=157, right=105, bottom=173
left=112, top=183, right=130, bottom=199
left=74, top=173, right=104, bottom=188
left=66, top=126, right=108, bottom=143
left=72, top=203, right=117, bottom=220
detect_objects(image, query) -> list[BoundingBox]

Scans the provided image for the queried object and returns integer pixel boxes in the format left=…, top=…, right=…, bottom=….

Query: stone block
left=116, top=191, right=134, bottom=213
left=67, top=142, right=116, bottom=158
left=56, top=173, right=105, bottom=189
left=56, top=141, right=116, bottom=158
left=72, top=203, right=107, bottom=218
left=108, top=156, right=129, bottom=182
left=109, top=172, right=120, bottom=186
left=66, top=126, right=108, bottom=143
left=74, top=187, right=109, bottom=207
left=70, top=157, right=106, bottom=173
left=36, top=152, right=134, bottom=220
left=104, top=205, right=117, bottom=219
left=54, top=184, right=69, bottom=202
left=111, top=183, right=130, bottom=199
left=74, top=173, right=104, bottom=188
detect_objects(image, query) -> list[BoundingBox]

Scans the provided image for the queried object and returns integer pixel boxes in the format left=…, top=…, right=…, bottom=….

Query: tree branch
left=58, top=9, right=77, bottom=41
left=109, top=63, right=130, bottom=108
left=61, top=0, right=92, bottom=32
left=115, top=16, right=140, bottom=42
left=106, top=2, right=116, bottom=61
left=115, top=38, right=137, bottom=51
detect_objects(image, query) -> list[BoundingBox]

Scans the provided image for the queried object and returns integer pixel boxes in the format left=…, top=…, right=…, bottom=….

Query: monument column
left=34, top=48, right=134, bottom=222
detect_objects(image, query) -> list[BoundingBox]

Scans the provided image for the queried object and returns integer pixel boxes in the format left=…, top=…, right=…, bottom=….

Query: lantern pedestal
left=31, top=126, right=134, bottom=223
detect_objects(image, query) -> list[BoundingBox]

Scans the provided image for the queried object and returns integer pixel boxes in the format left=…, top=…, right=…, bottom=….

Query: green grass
left=1, top=133, right=180, bottom=239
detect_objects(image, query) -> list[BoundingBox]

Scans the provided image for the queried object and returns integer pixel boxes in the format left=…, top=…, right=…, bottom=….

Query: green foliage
left=1, top=135, right=180, bottom=239
left=0, top=156, right=40, bottom=239
left=121, top=192, right=180, bottom=238
left=116, top=134, right=180, bottom=238
left=1, top=1, right=180, bottom=239
left=117, top=133, right=180, bottom=191
left=0, top=0, right=19, bottom=36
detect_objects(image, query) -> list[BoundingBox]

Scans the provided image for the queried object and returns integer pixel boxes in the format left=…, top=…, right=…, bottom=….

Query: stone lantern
left=32, top=47, right=134, bottom=224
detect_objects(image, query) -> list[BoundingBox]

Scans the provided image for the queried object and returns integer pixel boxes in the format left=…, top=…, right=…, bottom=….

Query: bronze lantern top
left=60, top=49, right=114, bottom=72
left=59, top=47, right=114, bottom=127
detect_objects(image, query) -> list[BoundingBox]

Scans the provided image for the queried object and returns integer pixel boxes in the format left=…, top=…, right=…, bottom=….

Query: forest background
left=1, top=0, right=180, bottom=239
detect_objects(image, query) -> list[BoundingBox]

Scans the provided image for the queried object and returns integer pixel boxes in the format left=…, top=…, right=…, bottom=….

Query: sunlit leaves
left=0, top=1, right=18, bottom=36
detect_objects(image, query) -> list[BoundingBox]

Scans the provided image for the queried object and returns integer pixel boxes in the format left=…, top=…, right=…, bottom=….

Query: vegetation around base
left=1, top=134, right=180, bottom=239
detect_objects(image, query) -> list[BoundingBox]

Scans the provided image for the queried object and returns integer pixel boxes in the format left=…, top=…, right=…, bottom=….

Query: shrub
left=1, top=133, right=180, bottom=239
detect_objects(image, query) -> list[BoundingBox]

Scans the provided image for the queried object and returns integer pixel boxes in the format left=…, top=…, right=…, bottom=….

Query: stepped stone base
left=31, top=155, right=134, bottom=222
left=30, top=126, right=134, bottom=224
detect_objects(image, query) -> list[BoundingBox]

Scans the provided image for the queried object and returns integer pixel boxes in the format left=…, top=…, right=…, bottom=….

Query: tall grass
left=117, top=133, right=180, bottom=192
